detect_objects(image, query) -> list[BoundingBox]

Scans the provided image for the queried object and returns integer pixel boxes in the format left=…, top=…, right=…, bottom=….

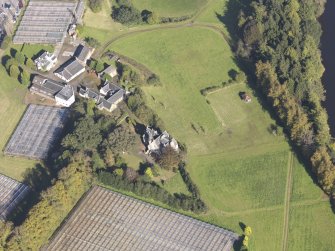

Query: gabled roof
left=100, top=81, right=121, bottom=95
left=74, top=44, right=92, bottom=63
left=30, top=75, right=65, bottom=98
left=54, top=58, right=85, bottom=82
left=55, top=85, right=74, bottom=101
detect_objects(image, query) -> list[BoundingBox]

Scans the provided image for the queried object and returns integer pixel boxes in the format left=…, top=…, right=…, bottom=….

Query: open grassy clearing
left=108, top=23, right=335, bottom=250
left=0, top=64, right=37, bottom=181
left=133, top=0, right=207, bottom=17
left=11, top=44, right=54, bottom=59
left=188, top=149, right=289, bottom=212
left=290, top=155, right=324, bottom=202
left=288, top=202, right=335, bottom=250
left=162, top=171, right=190, bottom=195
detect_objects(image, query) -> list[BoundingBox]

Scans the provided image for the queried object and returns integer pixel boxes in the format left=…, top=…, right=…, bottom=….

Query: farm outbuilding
left=46, top=186, right=238, bottom=251
left=4, top=104, right=70, bottom=160
left=0, top=174, right=30, bottom=221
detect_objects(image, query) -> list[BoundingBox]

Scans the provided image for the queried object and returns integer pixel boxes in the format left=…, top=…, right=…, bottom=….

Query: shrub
left=84, top=37, right=101, bottom=48
left=112, top=5, right=142, bottom=25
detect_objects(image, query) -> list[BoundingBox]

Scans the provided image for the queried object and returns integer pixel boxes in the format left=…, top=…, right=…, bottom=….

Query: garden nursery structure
left=4, top=104, right=70, bottom=160
left=45, top=186, right=238, bottom=251
left=0, top=174, right=30, bottom=221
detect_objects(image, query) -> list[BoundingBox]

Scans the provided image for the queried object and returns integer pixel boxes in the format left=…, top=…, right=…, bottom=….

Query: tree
left=147, top=12, right=159, bottom=24
left=156, top=146, right=182, bottom=171
left=9, top=65, right=20, bottom=80
left=145, top=167, right=154, bottom=178
left=5, top=58, right=17, bottom=71
left=112, top=5, right=142, bottom=25
left=62, top=117, right=103, bottom=152
left=86, top=99, right=96, bottom=116
left=244, top=226, right=252, bottom=236
left=15, top=51, right=25, bottom=65
left=95, top=61, right=105, bottom=72
left=25, top=57, right=35, bottom=69
left=84, top=37, right=101, bottom=48
left=20, top=71, right=30, bottom=85
left=107, top=125, right=136, bottom=153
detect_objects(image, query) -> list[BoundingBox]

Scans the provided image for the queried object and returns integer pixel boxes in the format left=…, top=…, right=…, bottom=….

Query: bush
left=1, top=36, right=11, bottom=50
left=84, top=37, right=101, bottom=48
left=147, top=74, right=160, bottom=85
left=112, top=5, right=142, bottom=25
left=20, top=71, right=30, bottom=85
left=97, top=171, right=207, bottom=213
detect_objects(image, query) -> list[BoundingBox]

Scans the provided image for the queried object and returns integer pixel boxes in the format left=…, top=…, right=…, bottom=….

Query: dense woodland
left=236, top=0, right=335, bottom=200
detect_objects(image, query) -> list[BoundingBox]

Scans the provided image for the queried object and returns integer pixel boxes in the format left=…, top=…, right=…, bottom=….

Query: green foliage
left=15, top=51, right=25, bottom=65
left=76, top=24, right=84, bottom=35
left=5, top=58, right=17, bottom=71
left=244, top=226, right=252, bottom=236
left=25, top=57, right=35, bottom=70
left=88, top=0, right=103, bottom=13
left=107, top=125, right=136, bottom=153
left=97, top=171, right=207, bottom=213
left=112, top=3, right=142, bottom=25
left=62, top=117, right=103, bottom=152
left=20, top=71, right=30, bottom=85
left=84, top=37, right=101, bottom=48
left=9, top=65, right=20, bottom=80
left=95, top=61, right=105, bottom=73
left=146, top=12, right=159, bottom=24
left=155, top=146, right=182, bottom=171
left=2, top=159, right=92, bottom=250
left=146, top=74, right=160, bottom=85
left=86, top=99, right=96, bottom=116
left=178, top=162, right=201, bottom=199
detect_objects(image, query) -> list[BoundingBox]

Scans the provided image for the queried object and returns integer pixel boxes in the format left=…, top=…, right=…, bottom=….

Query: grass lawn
left=288, top=202, right=335, bottom=250
left=189, top=149, right=289, bottom=212
left=107, top=23, right=335, bottom=250
left=133, top=0, right=207, bottom=17
left=162, top=171, right=190, bottom=195
left=0, top=63, right=37, bottom=181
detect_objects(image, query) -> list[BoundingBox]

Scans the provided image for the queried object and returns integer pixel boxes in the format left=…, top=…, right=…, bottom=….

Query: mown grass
left=0, top=63, right=37, bottom=181
left=288, top=202, right=335, bottom=250
left=133, top=0, right=207, bottom=17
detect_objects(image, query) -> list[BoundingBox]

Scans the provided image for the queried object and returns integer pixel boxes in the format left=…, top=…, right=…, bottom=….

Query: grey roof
left=46, top=186, right=238, bottom=251
left=100, top=81, right=121, bottom=95
left=4, top=104, right=70, bottom=160
left=54, top=58, right=85, bottom=82
left=55, top=85, right=74, bottom=101
left=106, top=89, right=125, bottom=104
left=30, top=75, right=64, bottom=98
left=0, top=174, right=30, bottom=221
left=74, top=44, right=91, bottom=63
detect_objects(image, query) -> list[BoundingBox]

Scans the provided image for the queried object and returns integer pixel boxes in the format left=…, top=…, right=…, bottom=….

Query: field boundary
left=282, top=151, right=294, bottom=251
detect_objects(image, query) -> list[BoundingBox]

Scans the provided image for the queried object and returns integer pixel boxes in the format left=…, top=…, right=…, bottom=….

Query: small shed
left=101, top=65, right=118, bottom=78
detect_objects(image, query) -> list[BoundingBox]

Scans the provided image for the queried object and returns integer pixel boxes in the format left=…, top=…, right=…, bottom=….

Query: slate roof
left=46, top=186, right=239, bottom=251
left=54, top=58, right=85, bottom=82
left=99, top=81, right=121, bottom=95
left=30, top=75, right=64, bottom=98
left=74, top=44, right=91, bottom=63
left=55, top=85, right=74, bottom=101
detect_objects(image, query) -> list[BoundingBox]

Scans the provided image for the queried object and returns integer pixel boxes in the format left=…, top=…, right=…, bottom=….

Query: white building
left=35, top=51, right=57, bottom=72
left=54, top=58, right=85, bottom=83
left=143, top=127, right=179, bottom=155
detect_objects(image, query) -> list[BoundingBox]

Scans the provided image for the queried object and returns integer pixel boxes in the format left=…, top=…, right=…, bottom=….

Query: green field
left=0, top=61, right=37, bottom=181
left=107, top=15, right=335, bottom=249
left=133, top=0, right=207, bottom=17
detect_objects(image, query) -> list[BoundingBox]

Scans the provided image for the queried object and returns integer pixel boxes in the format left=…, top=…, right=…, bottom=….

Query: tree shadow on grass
left=9, top=162, right=55, bottom=225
